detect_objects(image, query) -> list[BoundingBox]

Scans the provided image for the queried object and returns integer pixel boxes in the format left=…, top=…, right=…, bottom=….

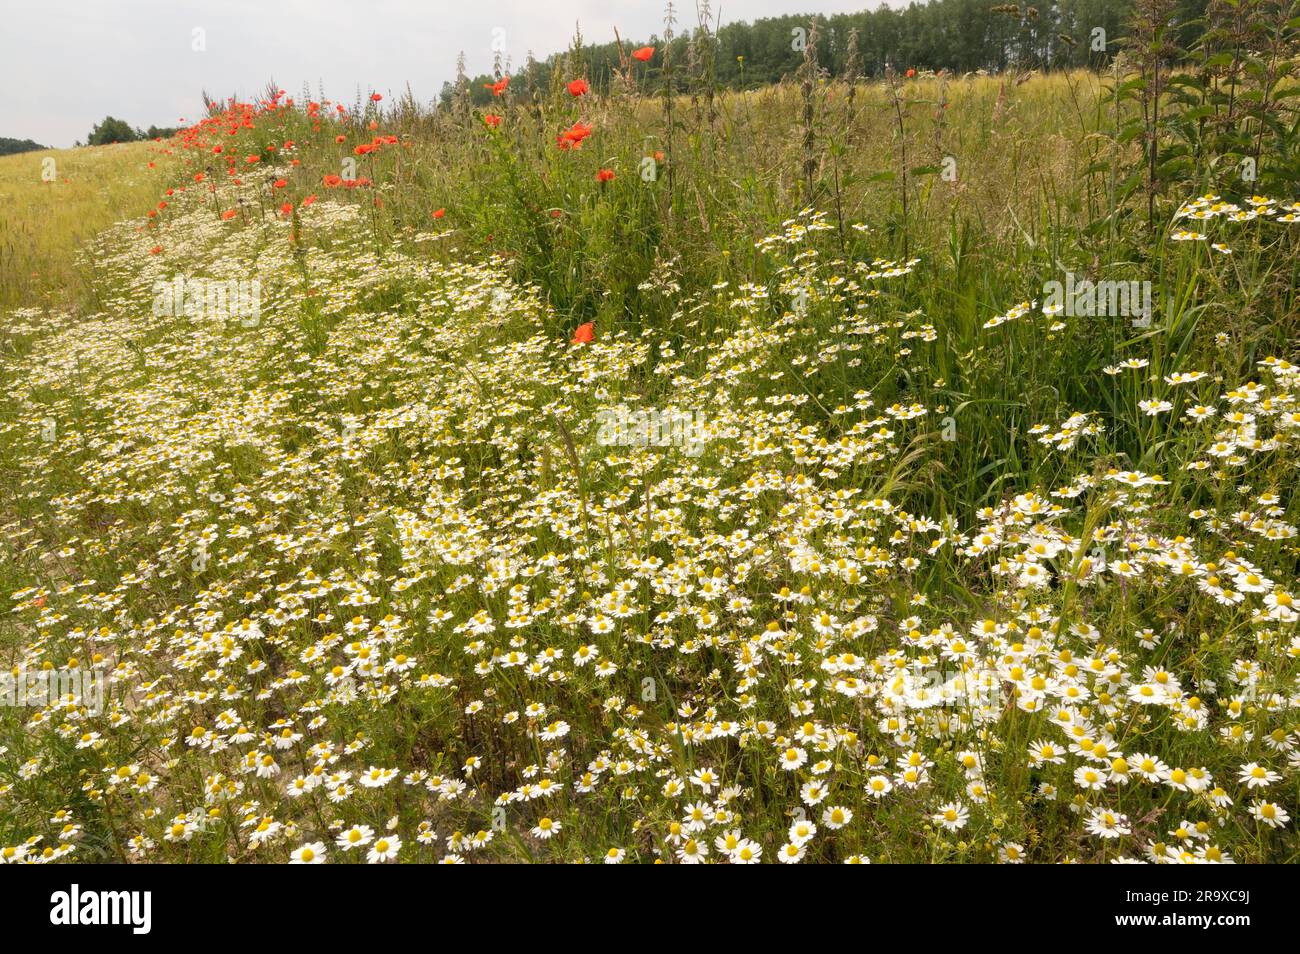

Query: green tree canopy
left=0, top=136, right=48, bottom=156
left=86, top=116, right=140, bottom=146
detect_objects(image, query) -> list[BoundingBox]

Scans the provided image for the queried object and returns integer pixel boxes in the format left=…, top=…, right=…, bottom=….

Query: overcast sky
left=2, top=0, right=879, bottom=148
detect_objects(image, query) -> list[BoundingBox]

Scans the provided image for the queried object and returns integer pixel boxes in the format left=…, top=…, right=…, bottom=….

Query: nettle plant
left=1102, top=0, right=1300, bottom=226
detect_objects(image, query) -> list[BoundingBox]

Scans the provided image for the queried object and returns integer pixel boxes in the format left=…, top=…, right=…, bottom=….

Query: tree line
left=444, top=0, right=1208, bottom=106
left=0, top=136, right=49, bottom=156
left=80, top=116, right=179, bottom=147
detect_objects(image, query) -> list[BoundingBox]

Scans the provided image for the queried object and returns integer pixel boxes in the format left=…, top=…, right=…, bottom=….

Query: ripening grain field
left=2, top=54, right=1299, bottom=864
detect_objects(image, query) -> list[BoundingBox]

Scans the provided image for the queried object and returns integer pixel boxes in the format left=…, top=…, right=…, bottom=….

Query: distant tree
left=86, top=116, right=139, bottom=145
left=0, top=136, right=48, bottom=156
left=447, top=0, right=1148, bottom=107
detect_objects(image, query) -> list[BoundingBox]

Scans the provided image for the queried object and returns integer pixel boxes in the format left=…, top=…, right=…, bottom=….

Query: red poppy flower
left=484, top=76, right=510, bottom=97
left=302, top=194, right=317, bottom=207
left=572, top=322, right=594, bottom=344
left=280, top=201, right=293, bottom=216
left=323, top=173, right=343, bottom=187
left=557, top=121, right=593, bottom=150
left=484, top=113, right=502, bottom=129
left=149, top=245, right=162, bottom=255
left=632, top=46, right=655, bottom=62
left=567, top=78, right=589, bottom=97
left=906, top=68, right=916, bottom=78
left=596, top=168, right=615, bottom=183
left=273, top=178, right=287, bottom=188
left=335, top=135, right=346, bottom=144
left=221, top=209, right=238, bottom=220
left=371, top=93, right=383, bottom=102
left=432, top=208, right=446, bottom=219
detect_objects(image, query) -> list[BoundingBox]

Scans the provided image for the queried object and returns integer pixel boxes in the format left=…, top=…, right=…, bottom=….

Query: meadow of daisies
left=2, top=26, right=1300, bottom=865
